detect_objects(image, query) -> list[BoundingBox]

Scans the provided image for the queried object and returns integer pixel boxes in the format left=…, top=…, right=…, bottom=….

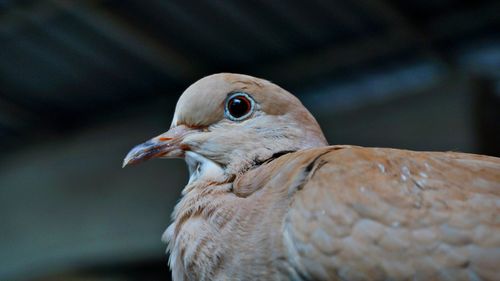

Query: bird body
left=124, top=73, right=500, bottom=281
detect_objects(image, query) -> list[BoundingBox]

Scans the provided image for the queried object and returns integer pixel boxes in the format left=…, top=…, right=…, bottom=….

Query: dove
left=123, top=73, right=500, bottom=281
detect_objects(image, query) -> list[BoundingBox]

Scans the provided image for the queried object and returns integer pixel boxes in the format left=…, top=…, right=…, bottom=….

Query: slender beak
left=122, top=125, right=196, bottom=168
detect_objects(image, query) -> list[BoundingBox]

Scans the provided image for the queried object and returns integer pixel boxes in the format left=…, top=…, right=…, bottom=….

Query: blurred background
left=1, top=0, right=499, bottom=280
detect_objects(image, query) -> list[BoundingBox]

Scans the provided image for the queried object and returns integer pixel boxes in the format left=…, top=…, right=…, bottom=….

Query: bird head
left=123, top=73, right=327, bottom=183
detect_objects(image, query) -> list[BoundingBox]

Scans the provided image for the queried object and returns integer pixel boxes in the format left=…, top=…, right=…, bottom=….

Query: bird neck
left=163, top=175, right=235, bottom=280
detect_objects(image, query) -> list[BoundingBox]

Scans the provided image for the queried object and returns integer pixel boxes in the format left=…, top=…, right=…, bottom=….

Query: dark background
left=1, top=0, right=499, bottom=280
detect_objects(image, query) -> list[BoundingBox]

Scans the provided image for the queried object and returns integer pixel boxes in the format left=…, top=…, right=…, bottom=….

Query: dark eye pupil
left=228, top=97, right=250, bottom=118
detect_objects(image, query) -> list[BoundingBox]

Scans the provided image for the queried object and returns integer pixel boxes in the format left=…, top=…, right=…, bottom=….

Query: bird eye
left=225, top=92, right=254, bottom=121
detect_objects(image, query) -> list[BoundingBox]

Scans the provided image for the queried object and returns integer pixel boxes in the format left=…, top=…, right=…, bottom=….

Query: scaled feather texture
left=124, top=73, right=500, bottom=281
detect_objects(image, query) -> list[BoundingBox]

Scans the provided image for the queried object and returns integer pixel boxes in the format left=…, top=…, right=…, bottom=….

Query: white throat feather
left=184, top=151, right=226, bottom=188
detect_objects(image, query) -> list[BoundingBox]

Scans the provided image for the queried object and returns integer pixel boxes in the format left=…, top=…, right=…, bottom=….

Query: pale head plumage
left=171, top=73, right=328, bottom=176
left=124, top=73, right=328, bottom=180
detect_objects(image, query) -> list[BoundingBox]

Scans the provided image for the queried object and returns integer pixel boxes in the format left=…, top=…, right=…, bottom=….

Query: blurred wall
left=0, top=106, right=184, bottom=280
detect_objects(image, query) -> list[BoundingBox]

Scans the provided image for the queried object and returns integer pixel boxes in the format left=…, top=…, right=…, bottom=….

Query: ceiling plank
left=50, top=0, right=202, bottom=81
left=257, top=32, right=414, bottom=85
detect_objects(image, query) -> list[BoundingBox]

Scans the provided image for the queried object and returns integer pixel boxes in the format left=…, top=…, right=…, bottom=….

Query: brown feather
left=283, top=147, right=500, bottom=281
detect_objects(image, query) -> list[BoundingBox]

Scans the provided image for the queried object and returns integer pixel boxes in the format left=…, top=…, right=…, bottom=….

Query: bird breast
left=162, top=159, right=302, bottom=281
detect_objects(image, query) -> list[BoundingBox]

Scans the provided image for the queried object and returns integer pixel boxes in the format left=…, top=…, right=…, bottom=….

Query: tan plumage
left=124, top=73, right=500, bottom=281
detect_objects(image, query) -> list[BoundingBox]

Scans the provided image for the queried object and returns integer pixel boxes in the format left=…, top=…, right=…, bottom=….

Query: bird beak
left=122, top=125, right=195, bottom=167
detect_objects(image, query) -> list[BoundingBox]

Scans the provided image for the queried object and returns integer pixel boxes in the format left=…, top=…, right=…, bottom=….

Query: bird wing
left=283, top=146, right=500, bottom=281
